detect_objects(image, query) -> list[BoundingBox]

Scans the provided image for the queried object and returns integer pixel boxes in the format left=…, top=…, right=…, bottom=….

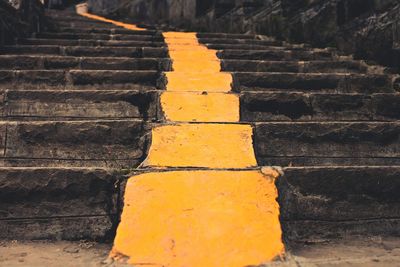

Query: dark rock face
left=0, top=0, right=46, bottom=45
left=278, top=167, right=400, bottom=242
left=0, top=168, right=121, bottom=240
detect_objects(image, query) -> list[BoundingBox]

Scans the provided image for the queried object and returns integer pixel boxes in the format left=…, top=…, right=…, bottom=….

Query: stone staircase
left=0, top=6, right=400, bottom=251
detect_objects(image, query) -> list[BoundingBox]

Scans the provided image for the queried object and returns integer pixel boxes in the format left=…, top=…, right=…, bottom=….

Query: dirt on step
left=1, top=236, right=400, bottom=266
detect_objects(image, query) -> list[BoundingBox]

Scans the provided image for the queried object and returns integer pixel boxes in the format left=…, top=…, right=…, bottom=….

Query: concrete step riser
left=241, top=92, right=400, bottom=121
left=0, top=121, right=151, bottom=168
left=233, top=73, right=394, bottom=93
left=279, top=167, right=400, bottom=241
left=0, top=46, right=169, bottom=58
left=217, top=50, right=335, bottom=61
left=0, top=56, right=172, bottom=71
left=198, top=38, right=282, bottom=46
left=0, top=70, right=166, bottom=88
left=0, top=168, right=119, bottom=241
left=52, top=27, right=160, bottom=35
left=20, top=38, right=165, bottom=47
left=222, top=60, right=368, bottom=73
left=0, top=90, right=160, bottom=121
left=254, top=122, right=400, bottom=166
left=36, top=33, right=164, bottom=42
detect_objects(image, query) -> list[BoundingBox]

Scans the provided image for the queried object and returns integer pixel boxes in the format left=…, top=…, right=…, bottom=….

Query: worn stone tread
left=0, top=55, right=172, bottom=71
left=233, top=72, right=393, bottom=93
left=1, top=90, right=160, bottom=121
left=241, top=92, right=400, bottom=121
left=0, top=45, right=169, bottom=58
left=0, top=120, right=151, bottom=168
left=279, top=166, right=400, bottom=241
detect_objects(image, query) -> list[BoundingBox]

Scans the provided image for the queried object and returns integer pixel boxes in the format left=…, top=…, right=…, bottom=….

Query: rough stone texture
left=233, top=73, right=394, bottom=94
left=2, top=120, right=151, bottom=168
left=2, top=90, right=160, bottom=121
left=0, top=168, right=122, bottom=241
left=0, top=0, right=46, bottom=45
left=254, top=122, right=400, bottom=166
left=241, top=93, right=400, bottom=122
left=278, top=167, right=400, bottom=242
left=88, top=0, right=400, bottom=71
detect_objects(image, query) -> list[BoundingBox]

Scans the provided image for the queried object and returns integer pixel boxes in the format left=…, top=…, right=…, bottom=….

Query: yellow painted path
left=76, top=6, right=284, bottom=266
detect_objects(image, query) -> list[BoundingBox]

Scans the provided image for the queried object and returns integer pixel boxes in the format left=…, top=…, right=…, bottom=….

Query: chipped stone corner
left=261, top=166, right=284, bottom=181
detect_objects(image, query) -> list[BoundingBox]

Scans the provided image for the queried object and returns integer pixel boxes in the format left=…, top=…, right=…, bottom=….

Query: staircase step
left=0, top=167, right=118, bottom=240
left=198, top=37, right=282, bottom=46
left=254, top=122, right=400, bottom=166
left=233, top=72, right=393, bottom=93
left=0, top=120, right=150, bottom=168
left=197, top=32, right=268, bottom=40
left=1, top=90, right=160, bottom=121
left=0, top=55, right=172, bottom=71
left=279, top=166, right=400, bottom=241
left=241, top=92, right=400, bottom=121
left=0, top=70, right=165, bottom=88
left=54, top=27, right=159, bottom=35
left=206, top=43, right=310, bottom=51
left=242, top=92, right=400, bottom=121
left=54, top=21, right=117, bottom=28
left=36, top=32, right=163, bottom=42
left=0, top=45, right=169, bottom=58
left=217, top=49, right=335, bottom=61
left=222, top=60, right=367, bottom=73
left=19, top=38, right=165, bottom=47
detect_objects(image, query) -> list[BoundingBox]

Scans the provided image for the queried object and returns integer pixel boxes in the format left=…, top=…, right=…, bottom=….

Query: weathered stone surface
left=223, top=60, right=367, bottom=73
left=241, top=92, right=381, bottom=121
left=279, top=167, right=400, bottom=241
left=90, top=0, right=400, bottom=70
left=3, top=120, right=151, bottom=167
left=0, top=216, right=115, bottom=241
left=254, top=122, right=400, bottom=166
left=218, top=49, right=335, bottom=61
left=0, top=168, right=119, bottom=219
left=233, top=73, right=393, bottom=93
left=4, top=90, right=160, bottom=121
left=69, top=70, right=164, bottom=87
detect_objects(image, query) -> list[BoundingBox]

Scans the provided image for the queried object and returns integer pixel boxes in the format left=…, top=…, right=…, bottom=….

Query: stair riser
left=197, top=33, right=263, bottom=39
left=1, top=90, right=160, bottom=121
left=233, top=73, right=394, bottom=93
left=0, top=56, right=172, bottom=71
left=20, top=38, right=165, bottom=47
left=0, top=46, right=169, bottom=58
left=0, top=70, right=166, bottom=88
left=279, top=167, right=400, bottom=242
left=222, top=60, right=368, bottom=73
left=207, top=43, right=317, bottom=51
left=0, top=121, right=150, bottom=168
left=254, top=123, right=400, bottom=166
left=198, top=38, right=282, bottom=46
left=217, top=50, right=334, bottom=61
left=36, top=33, right=164, bottom=42
left=241, top=93, right=400, bottom=121
left=53, top=27, right=159, bottom=35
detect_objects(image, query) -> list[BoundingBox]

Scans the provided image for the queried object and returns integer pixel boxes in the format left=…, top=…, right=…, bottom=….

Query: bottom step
left=280, top=166, right=400, bottom=242
left=0, top=168, right=121, bottom=241
left=1, top=166, right=398, bottom=243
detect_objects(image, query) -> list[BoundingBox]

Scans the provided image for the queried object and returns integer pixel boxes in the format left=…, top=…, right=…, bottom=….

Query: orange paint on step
left=111, top=169, right=284, bottom=267
left=76, top=3, right=145, bottom=31
left=163, top=31, right=233, bottom=92
left=144, top=123, right=257, bottom=168
left=161, top=91, right=239, bottom=122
